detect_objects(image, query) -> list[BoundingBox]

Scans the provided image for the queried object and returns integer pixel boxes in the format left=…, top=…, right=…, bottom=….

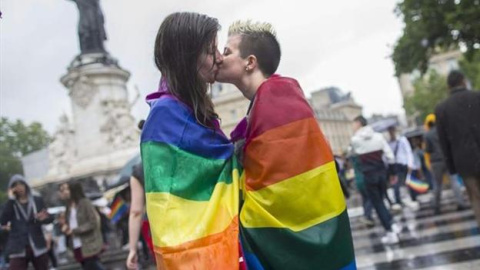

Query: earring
left=245, top=67, right=249, bottom=71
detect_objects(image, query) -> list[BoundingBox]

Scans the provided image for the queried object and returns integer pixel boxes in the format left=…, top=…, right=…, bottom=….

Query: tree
left=459, top=52, right=480, bottom=89
left=392, top=0, right=480, bottom=76
left=404, top=70, right=448, bottom=124
left=0, top=118, right=50, bottom=202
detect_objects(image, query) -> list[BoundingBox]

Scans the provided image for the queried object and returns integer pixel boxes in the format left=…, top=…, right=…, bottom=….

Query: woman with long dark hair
left=141, top=12, right=240, bottom=269
left=58, top=182, right=105, bottom=270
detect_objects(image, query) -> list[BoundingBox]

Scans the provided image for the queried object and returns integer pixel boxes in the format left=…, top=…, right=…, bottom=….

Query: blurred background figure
left=350, top=116, right=399, bottom=244
left=435, top=70, right=480, bottom=226
left=424, top=114, right=467, bottom=214
left=388, top=126, right=419, bottom=210
left=0, top=175, right=53, bottom=270
left=58, top=183, right=105, bottom=270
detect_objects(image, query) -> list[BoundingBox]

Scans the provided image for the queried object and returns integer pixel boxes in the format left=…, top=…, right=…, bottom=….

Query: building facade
left=212, top=84, right=362, bottom=155
left=398, top=50, right=462, bottom=98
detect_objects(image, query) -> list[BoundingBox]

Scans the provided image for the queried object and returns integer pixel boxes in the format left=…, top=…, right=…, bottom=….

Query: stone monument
left=40, top=0, right=139, bottom=188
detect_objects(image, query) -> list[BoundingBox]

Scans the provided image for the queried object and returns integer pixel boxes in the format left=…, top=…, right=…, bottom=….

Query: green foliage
left=393, top=0, right=480, bottom=75
left=0, top=118, right=50, bottom=201
left=404, top=70, right=448, bottom=122
left=459, top=53, right=480, bottom=89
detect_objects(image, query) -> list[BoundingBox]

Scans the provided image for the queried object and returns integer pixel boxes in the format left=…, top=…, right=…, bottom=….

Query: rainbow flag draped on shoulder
left=233, top=75, right=356, bottom=270
left=141, top=84, right=240, bottom=269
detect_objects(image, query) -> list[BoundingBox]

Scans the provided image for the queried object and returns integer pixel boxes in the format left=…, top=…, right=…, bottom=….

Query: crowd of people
left=342, top=70, right=480, bottom=246
left=1, top=11, right=478, bottom=270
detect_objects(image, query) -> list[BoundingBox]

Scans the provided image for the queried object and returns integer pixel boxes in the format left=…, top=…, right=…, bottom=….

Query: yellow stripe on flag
left=146, top=168, right=240, bottom=248
left=240, top=161, right=346, bottom=232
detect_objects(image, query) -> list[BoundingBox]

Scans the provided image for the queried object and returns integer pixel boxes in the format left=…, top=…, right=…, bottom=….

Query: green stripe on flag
left=241, top=209, right=355, bottom=270
left=141, top=141, right=234, bottom=201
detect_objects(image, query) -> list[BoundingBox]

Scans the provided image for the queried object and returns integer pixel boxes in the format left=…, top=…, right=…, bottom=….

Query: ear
left=245, top=55, right=258, bottom=71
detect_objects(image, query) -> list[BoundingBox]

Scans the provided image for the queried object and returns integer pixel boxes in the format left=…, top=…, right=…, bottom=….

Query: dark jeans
left=359, top=189, right=373, bottom=220
left=74, top=248, right=105, bottom=270
left=365, top=173, right=393, bottom=232
left=9, top=246, right=49, bottom=270
left=81, top=256, right=105, bottom=270
left=47, top=247, right=57, bottom=268
left=393, top=164, right=417, bottom=204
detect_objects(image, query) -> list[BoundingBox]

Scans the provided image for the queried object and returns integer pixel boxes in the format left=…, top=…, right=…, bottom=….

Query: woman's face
left=198, top=37, right=223, bottom=84
left=216, top=34, right=247, bottom=84
left=12, top=181, right=27, bottom=197
left=58, top=183, right=71, bottom=201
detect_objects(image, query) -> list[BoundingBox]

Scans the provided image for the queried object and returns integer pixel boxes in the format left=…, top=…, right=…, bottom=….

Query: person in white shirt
left=388, top=126, right=418, bottom=208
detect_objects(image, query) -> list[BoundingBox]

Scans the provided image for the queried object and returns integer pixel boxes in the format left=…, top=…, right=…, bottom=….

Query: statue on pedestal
left=100, top=100, right=137, bottom=148
left=67, top=0, right=107, bottom=54
left=49, top=114, right=76, bottom=175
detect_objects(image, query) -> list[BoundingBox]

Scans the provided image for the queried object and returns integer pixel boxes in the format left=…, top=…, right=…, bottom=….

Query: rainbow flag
left=235, top=75, right=356, bottom=270
left=406, top=172, right=429, bottom=193
left=141, top=90, right=240, bottom=269
left=109, top=196, right=129, bottom=224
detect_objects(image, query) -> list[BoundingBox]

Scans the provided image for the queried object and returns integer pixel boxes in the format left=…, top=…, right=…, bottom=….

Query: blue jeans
left=359, top=189, right=373, bottom=220
left=365, top=173, right=393, bottom=231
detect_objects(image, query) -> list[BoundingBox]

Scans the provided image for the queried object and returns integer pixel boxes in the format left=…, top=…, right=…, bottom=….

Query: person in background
left=335, top=155, right=350, bottom=199
left=43, top=223, right=57, bottom=270
left=127, top=120, right=154, bottom=270
left=424, top=114, right=467, bottom=214
left=349, top=153, right=375, bottom=227
left=0, top=175, right=53, bottom=270
left=388, top=125, right=418, bottom=210
left=410, top=137, right=426, bottom=180
left=435, top=70, right=480, bottom=226
left=58, top=183, right=105, bottom=270
left=350, top=116, right=399, bottom=244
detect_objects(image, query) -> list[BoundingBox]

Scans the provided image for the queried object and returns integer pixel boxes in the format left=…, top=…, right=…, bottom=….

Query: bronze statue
left=68, top=0, right=107, bottom=54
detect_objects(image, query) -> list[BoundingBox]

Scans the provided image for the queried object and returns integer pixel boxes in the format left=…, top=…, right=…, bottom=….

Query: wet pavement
left=348, top=189, right=480, bottom=269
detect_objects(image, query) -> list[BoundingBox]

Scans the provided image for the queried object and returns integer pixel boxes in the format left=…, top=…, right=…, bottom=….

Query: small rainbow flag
left=406, top=172, right=429, bottom=193
left=109, top=196, right=129, bottom=224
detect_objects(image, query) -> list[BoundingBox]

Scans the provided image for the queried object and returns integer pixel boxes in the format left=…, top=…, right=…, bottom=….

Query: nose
left=216, top=50, right=223, bottom=64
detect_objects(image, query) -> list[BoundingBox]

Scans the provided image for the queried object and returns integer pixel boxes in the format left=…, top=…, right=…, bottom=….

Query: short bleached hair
left=228, top=20, right=277, bottom=37
left=227, top=20, right=281, bottom=76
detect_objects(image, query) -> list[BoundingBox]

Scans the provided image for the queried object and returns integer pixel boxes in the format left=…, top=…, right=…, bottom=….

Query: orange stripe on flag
left=244, top=117, right=333, bottom=191
left=153, top=217, right=239, bottom=270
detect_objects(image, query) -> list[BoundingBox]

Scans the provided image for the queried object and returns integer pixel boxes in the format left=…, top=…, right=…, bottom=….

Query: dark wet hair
left=69, top=182, right=86, bottom=204
left=154, top=12, right=220, bottom=128
left=354, top=115, right=368, bottom=127
left=447, top=70, right=466, bottom=89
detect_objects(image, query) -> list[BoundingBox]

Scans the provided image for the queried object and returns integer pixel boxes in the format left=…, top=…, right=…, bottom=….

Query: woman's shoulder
left=77, top=198, right=94, bottom=209
left=149, top=95, right=189, bottom=114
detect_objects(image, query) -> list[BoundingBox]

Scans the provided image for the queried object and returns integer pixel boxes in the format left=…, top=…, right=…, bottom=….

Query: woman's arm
left=126, top=176, right=145, bottom=269
left=0, top=200, right=14, bottom=226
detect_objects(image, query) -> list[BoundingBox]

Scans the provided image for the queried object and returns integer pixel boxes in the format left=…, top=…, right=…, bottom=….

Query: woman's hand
left=126, top=249, right=138, bottom=270
left=61, top=224, right=72, bottom=236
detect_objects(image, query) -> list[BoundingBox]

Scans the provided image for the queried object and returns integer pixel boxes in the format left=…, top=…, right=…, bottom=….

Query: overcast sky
left=1, top=0, right=405, bottom=134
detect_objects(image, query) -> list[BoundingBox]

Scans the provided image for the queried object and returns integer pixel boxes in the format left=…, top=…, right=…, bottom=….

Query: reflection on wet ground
left=348, top=189, right=480, bottom=269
